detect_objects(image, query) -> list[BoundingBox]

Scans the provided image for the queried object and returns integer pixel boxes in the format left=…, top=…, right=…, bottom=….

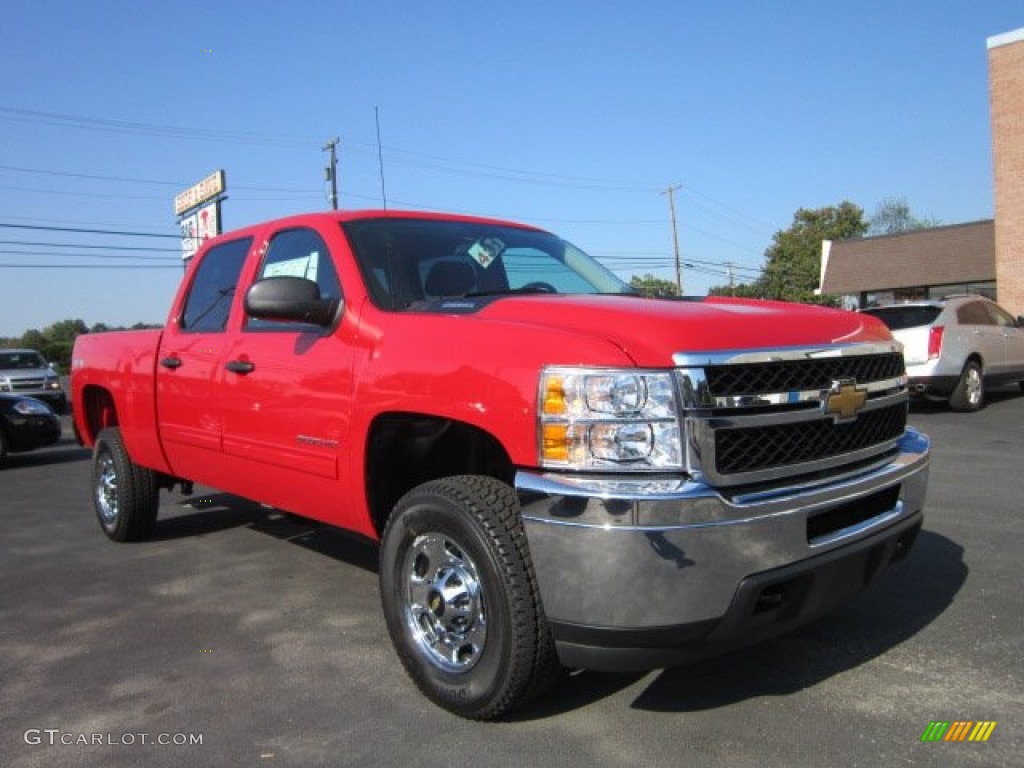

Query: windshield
left=0, top=351, right=47, bottom=370
left=341, top=217, right=633, bottom=311
left=861, top=306, right=942, bottom=330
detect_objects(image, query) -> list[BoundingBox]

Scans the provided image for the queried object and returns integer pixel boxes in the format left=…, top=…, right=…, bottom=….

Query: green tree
left=16, top=319, right=88, bottom=372
left=708, top=282, right=763, bottom=299
left=629, top=273, right=679, bottom=298
left=761, top=202, right=867, bottom=302
left=868, top=196, right=939, bottom=235
left=711, top=202, right=867, bottom=303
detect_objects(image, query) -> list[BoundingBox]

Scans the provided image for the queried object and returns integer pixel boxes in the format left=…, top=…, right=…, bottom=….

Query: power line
left=0, top=163, right=320, bottom=193
left=0, top=222, right=179, bottom=239
left=0, top=239, right=179, bottom=252
left=0, top=250, right=179, bottom=261
left=0, top=107, right=319, bottom=147
left=0, top=263, right=181, bottom=269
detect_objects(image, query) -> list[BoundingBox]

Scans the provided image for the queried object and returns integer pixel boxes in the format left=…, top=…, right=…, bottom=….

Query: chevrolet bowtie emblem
left=824, top=379, right=867, bottom=422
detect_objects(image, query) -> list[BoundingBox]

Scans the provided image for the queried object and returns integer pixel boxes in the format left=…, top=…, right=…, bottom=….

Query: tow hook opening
left=752, top=576, right=811, bottom=619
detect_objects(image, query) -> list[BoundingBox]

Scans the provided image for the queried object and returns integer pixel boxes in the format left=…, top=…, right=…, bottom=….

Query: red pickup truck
left=72, top=210, right=930, bottom=719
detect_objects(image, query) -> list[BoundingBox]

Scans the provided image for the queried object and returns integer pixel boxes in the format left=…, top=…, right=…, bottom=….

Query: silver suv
left=861, top=295, right=1024, bottom=411
left=0, top=349, right=66, bottom=413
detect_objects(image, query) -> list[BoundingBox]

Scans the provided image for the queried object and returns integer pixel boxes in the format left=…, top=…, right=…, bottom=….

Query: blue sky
left=1, top=1, right=1020, bottom=337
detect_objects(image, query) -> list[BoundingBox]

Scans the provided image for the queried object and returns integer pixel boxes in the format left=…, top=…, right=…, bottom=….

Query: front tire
left=379, top=476, right=558, bottom=720
left=92, top=427, right=159, bottom=541
left=949, top=360, right=983, bottom=411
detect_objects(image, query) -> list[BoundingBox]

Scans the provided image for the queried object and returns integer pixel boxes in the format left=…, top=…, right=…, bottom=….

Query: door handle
left=225, top=360, right=255, bottom=375
left=160, top=357, right=183, bottom=370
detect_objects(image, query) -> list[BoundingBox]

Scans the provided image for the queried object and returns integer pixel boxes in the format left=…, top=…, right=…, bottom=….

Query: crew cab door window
left=246, top=228, right=342, bottom=331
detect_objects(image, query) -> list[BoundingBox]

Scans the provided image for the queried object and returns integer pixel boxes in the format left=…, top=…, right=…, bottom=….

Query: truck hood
left=473, top=294, right=893, bottom=367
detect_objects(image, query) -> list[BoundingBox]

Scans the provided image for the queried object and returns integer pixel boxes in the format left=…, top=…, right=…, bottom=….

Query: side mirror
left=244, top=276, right=338, bottom=327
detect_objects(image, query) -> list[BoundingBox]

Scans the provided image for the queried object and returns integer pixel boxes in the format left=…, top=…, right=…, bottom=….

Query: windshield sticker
left=467, top=237, right=504, bottom=270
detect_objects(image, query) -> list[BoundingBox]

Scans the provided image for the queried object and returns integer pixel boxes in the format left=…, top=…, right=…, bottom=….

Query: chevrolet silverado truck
left=72, top=210, right=930, bottom=719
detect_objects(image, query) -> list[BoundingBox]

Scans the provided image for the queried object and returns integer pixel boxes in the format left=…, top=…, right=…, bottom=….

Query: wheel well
left=365, top=413, right=515, bottom=537
left=80, top=386, right=119, bottom=445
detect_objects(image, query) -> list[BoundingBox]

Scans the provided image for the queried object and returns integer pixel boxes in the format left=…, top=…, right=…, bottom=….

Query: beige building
left=819, top=27, right=1023, bottom=316
left=820, top=220, right=995, bottom=308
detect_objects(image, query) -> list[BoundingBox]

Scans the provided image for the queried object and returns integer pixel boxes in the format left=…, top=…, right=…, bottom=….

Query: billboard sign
left=180, top=213, right=198, bottom=260
left=180, top=202, right=221, bottom=260
left=175, top=170, right=226, bottom=216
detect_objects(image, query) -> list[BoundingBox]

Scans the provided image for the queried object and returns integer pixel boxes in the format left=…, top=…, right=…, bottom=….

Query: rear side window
left=180, top=237, right=253, bottom=332
left=982, top=302, right=1016, bottom=328
left=861, top=306, right=941, bottom=330
left=956, top=302, right=993, bottom=326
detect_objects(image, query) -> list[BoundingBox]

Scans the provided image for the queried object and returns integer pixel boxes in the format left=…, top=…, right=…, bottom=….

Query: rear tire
left=92, top=427, right=159, bottom=541
left=949, top=360, right=984, bottom=412
left=379, top=475, right=558, bottom=720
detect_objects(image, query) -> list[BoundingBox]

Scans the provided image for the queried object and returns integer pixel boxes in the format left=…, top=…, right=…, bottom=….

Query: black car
left=0, top=393, right=62, bottom=466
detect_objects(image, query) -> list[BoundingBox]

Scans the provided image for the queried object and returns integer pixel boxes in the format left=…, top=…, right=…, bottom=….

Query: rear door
left=957, top=300, right=1006, bottom=376
left=984, top=301, right=1024, bottom=379
left=218, top=223, right=356, bottom=523
left=156, top=236, right=252, bottom=482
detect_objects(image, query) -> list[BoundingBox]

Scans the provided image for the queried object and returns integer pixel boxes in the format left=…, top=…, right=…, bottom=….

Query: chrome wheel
left=91, top=427, right=159, bottom=542
left=401, top=533, right=487, bottom=673
left=950, top=360, right=984, bottom=412
left=380, top=476, right=558, bottom=719
left=965, top=366, right=983, bottom=407
left=95, top=450, right=119, bottom=528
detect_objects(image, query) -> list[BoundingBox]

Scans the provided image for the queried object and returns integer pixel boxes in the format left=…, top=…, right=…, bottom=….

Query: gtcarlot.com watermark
left=24, top=729, right=203, bottom=747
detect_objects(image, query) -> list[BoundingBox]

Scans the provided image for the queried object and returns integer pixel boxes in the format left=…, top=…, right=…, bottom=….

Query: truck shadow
left=518, top=529, right=966, bottom=719
left=154, top=493, right=379, bottom=574
left=152, top=493, right=965, bottom=721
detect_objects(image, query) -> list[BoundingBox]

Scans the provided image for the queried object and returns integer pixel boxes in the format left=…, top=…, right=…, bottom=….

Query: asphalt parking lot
left=2, top=390, right=1022, bottom=767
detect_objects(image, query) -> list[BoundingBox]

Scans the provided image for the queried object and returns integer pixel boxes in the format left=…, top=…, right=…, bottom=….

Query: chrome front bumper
left=516, top=428, right=930, bottom=670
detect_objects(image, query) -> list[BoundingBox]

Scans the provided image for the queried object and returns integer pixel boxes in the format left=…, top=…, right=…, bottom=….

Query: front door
left=218, top=225, right=356, bottom=524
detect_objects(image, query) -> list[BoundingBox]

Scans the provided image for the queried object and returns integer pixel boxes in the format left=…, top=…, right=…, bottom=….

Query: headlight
left=539, top=367, right=682, bottom=471
left=13, top=399, right=53, bottom=416
left=47, top=378, right=62, bottom=391
left=0, top=378, right=10, bottom=392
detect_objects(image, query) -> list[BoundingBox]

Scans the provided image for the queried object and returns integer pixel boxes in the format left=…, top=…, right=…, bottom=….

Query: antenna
left=375, top=106, right=388, bottom=210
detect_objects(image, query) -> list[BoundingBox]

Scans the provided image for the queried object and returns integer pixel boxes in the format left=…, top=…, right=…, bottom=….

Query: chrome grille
left=705, top=353, right=904, bottom=397
left=714, top=402, right=907, bottom=475
left=676, top=342, right=908, bottom=486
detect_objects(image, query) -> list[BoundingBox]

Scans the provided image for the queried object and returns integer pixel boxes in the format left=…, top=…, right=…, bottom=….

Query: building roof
left=820, top=219, right=994, bottom=295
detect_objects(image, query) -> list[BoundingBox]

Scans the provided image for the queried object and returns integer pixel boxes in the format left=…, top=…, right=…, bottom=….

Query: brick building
left=818, top=27, right=1023, bottom=315
left=990, top=28, right=1024, bottom=317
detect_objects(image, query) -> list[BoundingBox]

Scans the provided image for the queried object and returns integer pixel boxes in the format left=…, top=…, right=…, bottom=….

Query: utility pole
left=726, top=262, right=735, bottom=295
left=662, top=185, right=683, bottom=295
left=323, top=137, right=339, bottom=210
